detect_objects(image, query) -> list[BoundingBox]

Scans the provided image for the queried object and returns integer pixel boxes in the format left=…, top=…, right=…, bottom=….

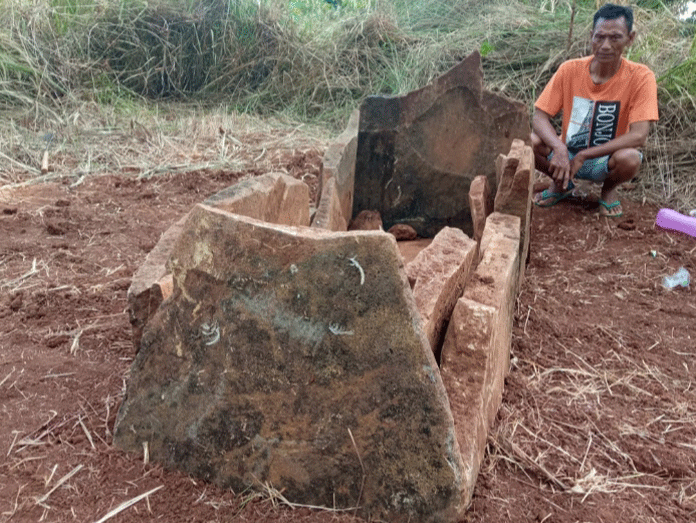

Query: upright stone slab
left=315, top=109, right=359, bottom=229
left=312, top=177, right=347, bottom=231
left=439, top=212, right=520, bottom=507
left=493, top=139, right=534, bottom=283
left=205, top=171, right=310, bottom=227
left=114, top=204, right=468, bottom=523
left=405, top=227, right=477, bottom=357
left=468, top=175, right=492, bottom=244
left=127, top=213, right=189, bottom=351
left=353, top=51, right=529, bottom=238
left=128, top=173, right=310, bottom=352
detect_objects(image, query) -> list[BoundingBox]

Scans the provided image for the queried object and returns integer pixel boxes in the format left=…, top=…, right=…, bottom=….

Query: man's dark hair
left=593, top=3, right=634, bottom=33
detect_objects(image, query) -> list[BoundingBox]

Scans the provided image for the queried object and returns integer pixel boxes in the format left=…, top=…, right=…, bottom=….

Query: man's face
left=591, top=16, right=635, bottom=64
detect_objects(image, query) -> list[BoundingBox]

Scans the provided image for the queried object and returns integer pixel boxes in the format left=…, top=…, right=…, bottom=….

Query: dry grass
left=0, top=101, right=329, bottom=188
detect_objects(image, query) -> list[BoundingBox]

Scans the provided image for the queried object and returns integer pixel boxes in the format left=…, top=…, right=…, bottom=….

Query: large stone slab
left=353, top=51, right=529, bottom=238
left=114, top=204, right=468, bottom=523
left=127, top=173, right=310, bottom=352
left=405, top=227, right=477, bottom=358
left=314, top=109, right=359, bottom=230
left=127, top=213, right=189, bottom=351
left=493, top=139, right=534, bottom=283
left=204, top=171, right=310, bottom=227
left=439, top=212, right=520, bottom=507
left=311, top=177, right=347, bottom=231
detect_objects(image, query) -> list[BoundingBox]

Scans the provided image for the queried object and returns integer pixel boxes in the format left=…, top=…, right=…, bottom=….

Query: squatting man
left=531, top=3, right=659, bottom=218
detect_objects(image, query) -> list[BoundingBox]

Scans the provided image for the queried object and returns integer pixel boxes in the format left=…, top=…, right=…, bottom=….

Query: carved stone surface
left=439, top=212, right=520, bottom=507
left=353, top=51, right=529, bottom=238
left=468, top=175, right=492, bottom=243
left=312, top=177, right=348, bottom=231
left=493, top=139, right=534, bottom=283
left=405, top=227, right=477, bottom=357
left=388, top=223, right=418, bottom=241
left=128, top=173, right=310, bottom=352
left=114, top=204, right=469, bottom=523
left=127, top=213, right=189, bottom=351
left=316, top=109, right=359, bottom=229
left=204, top=171, right=309, bottom=227
left=348, top=209, right=383, bottom=231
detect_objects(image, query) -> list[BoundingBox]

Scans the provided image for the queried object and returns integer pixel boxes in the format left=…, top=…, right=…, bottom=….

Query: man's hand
left=548, top=145, right=574, bottom=190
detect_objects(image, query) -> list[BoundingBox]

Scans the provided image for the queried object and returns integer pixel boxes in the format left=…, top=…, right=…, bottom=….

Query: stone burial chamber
left=116, top=51, right=533, bottom=523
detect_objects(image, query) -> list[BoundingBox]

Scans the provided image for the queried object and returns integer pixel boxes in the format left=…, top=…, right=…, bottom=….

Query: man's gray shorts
left=548, top=151, right=643, bottom=183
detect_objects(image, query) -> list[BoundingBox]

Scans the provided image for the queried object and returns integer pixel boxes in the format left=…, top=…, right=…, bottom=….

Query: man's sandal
left=598, top=199, right=623, bottom=218
left=533, top=183, right=574, bottom=208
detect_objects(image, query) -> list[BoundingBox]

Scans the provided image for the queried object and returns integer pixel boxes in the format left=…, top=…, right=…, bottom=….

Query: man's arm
left=569, top=121, right=650, bottom=174
left=532, top=108, right=573, bottom=189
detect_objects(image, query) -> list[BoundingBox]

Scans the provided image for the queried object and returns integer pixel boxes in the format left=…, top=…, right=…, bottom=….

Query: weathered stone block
left=348, top=209, right=383, bottom=231
left=115, top=204, right=469, bottom=523
left=405, top=227, right=477, bottom=357
left=127, top=213, right=189, bottom=351
left=311, top=177, right=347, bottom=231
left=388, top=223, right=418, bottom=241
left=493, top=139, right=534, bottom=284
left=316, top=109, right=359, bottom=228
left=439, top=212, right=520, bottom=506
left=128, top=173, right=310, bottom=352
left=353, top=51, right=529, bottom=237
left=468, top=175, right=492, bottom=243
left=204, top=171, right=310, bottom=227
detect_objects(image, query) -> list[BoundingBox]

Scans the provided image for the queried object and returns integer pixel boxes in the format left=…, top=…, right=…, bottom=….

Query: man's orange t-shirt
left=535, top=56, right=658, bottom=153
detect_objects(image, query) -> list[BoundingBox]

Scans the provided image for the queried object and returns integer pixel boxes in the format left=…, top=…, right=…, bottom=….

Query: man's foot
left=598, top=199, right=623, bottom=218
left=533, top=182, right=574, bottom=207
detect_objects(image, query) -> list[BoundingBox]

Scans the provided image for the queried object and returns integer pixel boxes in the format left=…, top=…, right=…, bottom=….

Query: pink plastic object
left=655, top=208, right=696, bottom=238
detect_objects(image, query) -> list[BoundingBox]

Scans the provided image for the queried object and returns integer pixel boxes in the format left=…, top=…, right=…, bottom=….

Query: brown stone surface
left=114, top=204, right=468, bottom=523
left=317, top=109, right=359, bottom=227
left=353, top=51, right=529, bottom=237
left=128, top=173, right=310, bottom=351
left=469, top=175, right=492, bottom=243
left=405, top=227, right=477, bottom=357
left=439, top=211, right=520, bottom=507
left=127, top=212, right=189, bottom=351
left=204, top=171, right=310, bottom=227
left=387, top=223, right=418, bottom=241
left=312, top=177, right=348, bottom=231
left=493, top=139, right=534, bottom=283
left=397, top=238, right=432, bottom=265
left=348, top=209, right=383, bottom=231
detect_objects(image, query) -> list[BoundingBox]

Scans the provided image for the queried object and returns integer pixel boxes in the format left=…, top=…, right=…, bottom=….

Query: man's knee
left=608, top=148, right=642, bottom=179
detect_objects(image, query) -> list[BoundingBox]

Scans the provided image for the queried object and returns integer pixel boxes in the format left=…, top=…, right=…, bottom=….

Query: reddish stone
left=440, top=212, right=520, bottom=507
left=405, top=227, right=477, bottom=356
left=493, top=139, right=534, bottom=284
left=388, top=223, right=418, bottom=241
left=468, top=175, right=492, bottom=243
left=354, top=51, right=529, bottom=237
left=348, top=209, right=383, bottom=230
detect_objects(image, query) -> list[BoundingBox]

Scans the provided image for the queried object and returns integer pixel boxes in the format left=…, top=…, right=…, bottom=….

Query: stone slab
left=405, top=227, right=477, bottom=357
left=204, top=171, right=310, bottom=227
left=468, top=175, right=492, bottom=244
left=115, top=204, right=469, bottom=523
left=311, top=177, right=348, bottom=231
left=128, top=173, right=310, bottom=351
left=439, top=212, right=520, bottom=507
left=127, top=213, right=189, bottom=351
left=493, top=139, right=534, bottom=284
left=316, top=109, right=359, bottom=228
left=353, top=51, right=529, bottom=238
